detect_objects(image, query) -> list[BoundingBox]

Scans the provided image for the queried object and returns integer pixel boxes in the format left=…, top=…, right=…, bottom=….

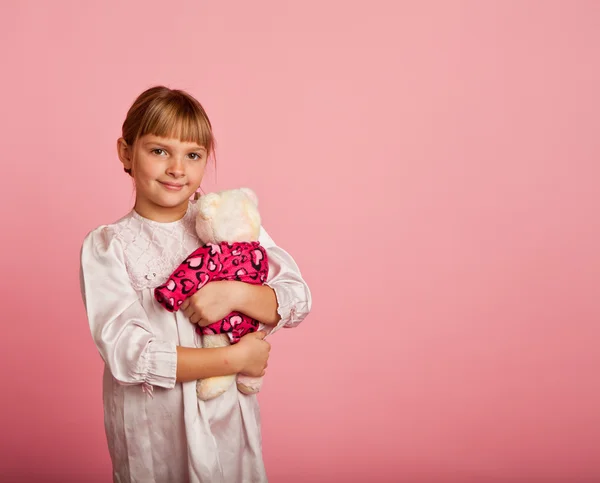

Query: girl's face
left=118, top=134, right=208, bottom=221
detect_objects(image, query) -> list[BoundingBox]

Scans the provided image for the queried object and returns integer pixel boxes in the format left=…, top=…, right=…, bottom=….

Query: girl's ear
left=117, top=138, right=133, bottom=172
left=240, top=187, right=258, bottom=206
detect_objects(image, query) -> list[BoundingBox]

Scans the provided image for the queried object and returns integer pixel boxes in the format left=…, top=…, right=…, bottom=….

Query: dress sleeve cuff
left=258, top=225, right=312, bottom=337
left=266, top=282, right=311, bottom=336
left=136, top=340, right=178, bottom=389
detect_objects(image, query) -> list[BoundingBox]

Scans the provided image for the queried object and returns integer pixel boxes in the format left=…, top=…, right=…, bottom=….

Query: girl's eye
left=188, top=153, right=202, bottom=160
left=152, top=148, right=166, bottom=156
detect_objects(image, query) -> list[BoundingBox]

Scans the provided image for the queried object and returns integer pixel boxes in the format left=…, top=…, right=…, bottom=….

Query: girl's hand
left=181, top=281, right=242, bottom=326
left=232, top=331, right=271, bottom=377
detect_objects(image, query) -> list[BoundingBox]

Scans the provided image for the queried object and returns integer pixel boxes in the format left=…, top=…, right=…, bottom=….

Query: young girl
left=79, top=86, right=312, bottom=483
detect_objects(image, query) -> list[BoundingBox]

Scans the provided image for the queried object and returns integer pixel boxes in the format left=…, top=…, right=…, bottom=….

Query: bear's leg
left=236, top=374, right=264, bottom=395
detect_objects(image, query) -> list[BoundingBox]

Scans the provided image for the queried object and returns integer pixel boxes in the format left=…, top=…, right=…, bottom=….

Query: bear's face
left=195, top=188, right=261, bottom=244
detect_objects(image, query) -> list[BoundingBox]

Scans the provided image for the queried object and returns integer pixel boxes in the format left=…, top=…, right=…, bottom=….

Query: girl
left=79, top=86, right=312, bottom=483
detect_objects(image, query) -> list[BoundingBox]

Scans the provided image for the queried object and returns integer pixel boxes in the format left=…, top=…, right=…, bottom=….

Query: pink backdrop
left=2, top=1, right=599, bottom=481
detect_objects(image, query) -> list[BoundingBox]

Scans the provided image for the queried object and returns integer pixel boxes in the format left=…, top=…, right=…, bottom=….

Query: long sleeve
left=79, top=226, right=177, bottom=388
left=259, top=226, right=312, bottom=335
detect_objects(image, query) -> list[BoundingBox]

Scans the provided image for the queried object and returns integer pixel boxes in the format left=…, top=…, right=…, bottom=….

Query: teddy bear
left=154, top=187, right=270, bottom=401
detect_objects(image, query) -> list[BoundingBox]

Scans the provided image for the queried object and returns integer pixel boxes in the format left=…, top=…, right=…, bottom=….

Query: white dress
left=79, top=200, right=312, bottom=483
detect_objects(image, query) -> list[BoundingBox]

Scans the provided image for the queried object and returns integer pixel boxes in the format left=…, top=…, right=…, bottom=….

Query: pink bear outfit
left=154, top=241, right=269, bottom=343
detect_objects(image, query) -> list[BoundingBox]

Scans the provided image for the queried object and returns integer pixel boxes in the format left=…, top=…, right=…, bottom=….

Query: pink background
left=2, top=1, right=599, bottom=481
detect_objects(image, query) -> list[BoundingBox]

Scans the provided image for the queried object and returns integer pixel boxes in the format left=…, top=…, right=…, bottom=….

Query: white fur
left=194, top=188, right=266, bottom=401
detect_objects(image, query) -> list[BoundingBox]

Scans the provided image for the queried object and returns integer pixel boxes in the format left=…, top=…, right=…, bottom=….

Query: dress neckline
left=130, top=200, right=195, bottom=227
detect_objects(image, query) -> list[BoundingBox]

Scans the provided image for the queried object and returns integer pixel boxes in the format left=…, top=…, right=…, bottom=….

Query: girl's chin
left=146, top=192, right=191, bottom=208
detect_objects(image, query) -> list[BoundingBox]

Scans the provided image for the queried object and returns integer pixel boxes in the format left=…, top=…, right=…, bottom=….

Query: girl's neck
left=133, top=199, right=190, bottom=223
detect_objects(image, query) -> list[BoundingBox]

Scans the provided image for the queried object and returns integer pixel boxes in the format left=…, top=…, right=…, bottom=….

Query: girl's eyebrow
left=142, top=140, right=171, bottom=149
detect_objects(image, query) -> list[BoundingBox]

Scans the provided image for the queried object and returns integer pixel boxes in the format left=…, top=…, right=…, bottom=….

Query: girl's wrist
left=230, top=281, right=250, bottom=313
left=226, top=343, right=245, bottom=374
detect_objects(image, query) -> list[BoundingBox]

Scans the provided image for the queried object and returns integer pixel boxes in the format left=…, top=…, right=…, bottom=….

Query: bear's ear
left=240, top=187, right=258, bottom=206
left=198, top=192, right=220, bottom=219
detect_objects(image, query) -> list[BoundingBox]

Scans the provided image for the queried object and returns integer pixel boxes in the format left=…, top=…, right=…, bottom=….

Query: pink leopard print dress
left=154, top=241, right=268, bottom=343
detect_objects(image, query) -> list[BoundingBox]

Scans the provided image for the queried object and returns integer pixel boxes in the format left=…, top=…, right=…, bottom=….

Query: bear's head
left=195, top=187, right=261, bottom=244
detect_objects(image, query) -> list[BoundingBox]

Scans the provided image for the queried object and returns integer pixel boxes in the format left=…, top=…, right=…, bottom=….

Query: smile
left=159, top=181, right=185, bottom=191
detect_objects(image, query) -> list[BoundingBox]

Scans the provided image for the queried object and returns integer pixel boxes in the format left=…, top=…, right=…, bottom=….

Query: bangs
left=137, top=96, right=214, bottom=151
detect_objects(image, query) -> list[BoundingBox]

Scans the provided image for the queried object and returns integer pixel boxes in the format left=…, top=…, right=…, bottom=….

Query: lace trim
left=113, top=202, right=202, bottom=291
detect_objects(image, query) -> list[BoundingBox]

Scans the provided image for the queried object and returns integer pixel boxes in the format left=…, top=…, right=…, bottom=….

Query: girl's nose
left=167, top=157, right=185, bottom=177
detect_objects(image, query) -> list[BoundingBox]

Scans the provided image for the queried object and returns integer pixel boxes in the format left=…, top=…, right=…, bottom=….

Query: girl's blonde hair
left=122, top=86, right=215, bottom=175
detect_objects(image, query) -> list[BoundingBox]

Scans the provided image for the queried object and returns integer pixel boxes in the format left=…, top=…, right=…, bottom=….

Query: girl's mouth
left=159, top=181, right=185, bottom=191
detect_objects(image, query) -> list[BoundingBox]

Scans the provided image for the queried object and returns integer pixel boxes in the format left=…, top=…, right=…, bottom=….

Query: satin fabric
left=79, top=200, right=311, bottom=483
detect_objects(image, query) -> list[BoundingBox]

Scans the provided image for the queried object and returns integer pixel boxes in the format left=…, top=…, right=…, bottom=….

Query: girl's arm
left=176, top=331, right=269, bottom=382
left=80, top=227, right=177, bottom=389
left=254, top=226, right=312, bottom=334
left=175, top=346, right=238, bottom=382
left=183, top=227, right=312, bottom=331
left=232, top=283, right=280, bottom=326
left=197, top=227, right=311, bottom=329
